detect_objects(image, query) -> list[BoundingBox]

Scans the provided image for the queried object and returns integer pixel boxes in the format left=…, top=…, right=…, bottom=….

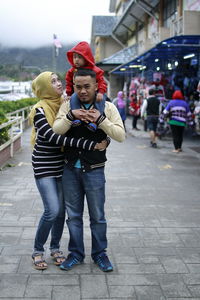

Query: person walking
left=116, top=91, right=126, bottom=131
left=141, top=88, right=161, bottom=148
left=163, top=90, right=193, bottom=153
left=129, top=92, right=140, bottom=130
left=53, top=69, right=125, bottom=272
left=29, top=71, right=108, bottom=270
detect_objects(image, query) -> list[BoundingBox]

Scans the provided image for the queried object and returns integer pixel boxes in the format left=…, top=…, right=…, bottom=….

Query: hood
left=67, top=41, right=95, bottom=68
left=172, top=90, right=184, bottom=100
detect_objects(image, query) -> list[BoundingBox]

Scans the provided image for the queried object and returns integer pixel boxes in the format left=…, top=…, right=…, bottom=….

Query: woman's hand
left=94, top=139, right=108, bottom=151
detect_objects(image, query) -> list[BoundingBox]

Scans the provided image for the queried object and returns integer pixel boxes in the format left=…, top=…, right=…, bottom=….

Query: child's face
left=73, top=53, right=85, bottom=68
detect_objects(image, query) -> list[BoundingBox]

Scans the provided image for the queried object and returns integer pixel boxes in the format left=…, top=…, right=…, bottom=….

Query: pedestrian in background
left=129, top=92, right=140, bottom=130
left=163, top=90, right=193, bottom=153
left=141, top=88, right=161, bottom=148
left=116, top=91, right=126, bottom=131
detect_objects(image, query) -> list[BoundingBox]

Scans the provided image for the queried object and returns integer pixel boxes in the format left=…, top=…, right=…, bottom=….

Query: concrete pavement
left=0, top=118, right=200, bottom=300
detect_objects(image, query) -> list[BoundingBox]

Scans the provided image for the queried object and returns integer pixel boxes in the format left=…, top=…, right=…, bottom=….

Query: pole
left=52, top=45, right=56, bottom=72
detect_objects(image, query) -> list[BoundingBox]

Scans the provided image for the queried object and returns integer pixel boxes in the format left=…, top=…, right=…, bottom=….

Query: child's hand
left=96, top=93, right=103, bottom=102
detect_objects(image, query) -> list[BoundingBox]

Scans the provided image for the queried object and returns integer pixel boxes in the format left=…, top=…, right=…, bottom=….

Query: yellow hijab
left=29, top=71, right=62, bottom=146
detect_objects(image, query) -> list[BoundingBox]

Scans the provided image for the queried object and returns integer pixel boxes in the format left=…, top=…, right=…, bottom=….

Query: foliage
left=0, top=44, right=74, bottom=80
left=0, top=111, right=9, bottom=145
left=0, top=97, right=37, bottom=146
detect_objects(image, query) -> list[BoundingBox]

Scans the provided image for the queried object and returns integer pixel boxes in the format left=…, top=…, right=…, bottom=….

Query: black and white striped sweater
left=32, top=108, right=96, bottom=178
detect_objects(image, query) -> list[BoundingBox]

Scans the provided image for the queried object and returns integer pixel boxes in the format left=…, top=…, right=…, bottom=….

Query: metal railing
left=0, top=117, right=23, bottom=157
left=0, top=106, right=32, bottom=159
left=6, top=105, right=33, bottom=130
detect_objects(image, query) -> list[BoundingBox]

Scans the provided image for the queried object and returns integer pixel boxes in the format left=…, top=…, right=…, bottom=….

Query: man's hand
left=71, top=109, right=89, bottom=123
left=96, top=93, right=103, bottom=102
left=94, top=139, right=108, bottom=151
left=86, top=109, right=101, bottom=123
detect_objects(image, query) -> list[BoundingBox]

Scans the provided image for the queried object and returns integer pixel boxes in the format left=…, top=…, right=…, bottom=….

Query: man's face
left=73, top=75, right=97, bottom=104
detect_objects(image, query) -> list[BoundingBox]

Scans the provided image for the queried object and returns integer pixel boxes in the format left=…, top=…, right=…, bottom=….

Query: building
left=91, top=0, right=200, bottom=99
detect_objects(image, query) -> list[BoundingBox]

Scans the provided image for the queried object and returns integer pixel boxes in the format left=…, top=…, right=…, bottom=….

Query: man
left=53, top=69, right=125, bottom=272
left=141, top=88, right=161, bottom=148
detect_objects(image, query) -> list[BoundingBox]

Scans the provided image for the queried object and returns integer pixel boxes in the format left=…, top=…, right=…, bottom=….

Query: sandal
left=51, top=251, right=65, bottom=266
left=32, top=255, right=48, bottom=270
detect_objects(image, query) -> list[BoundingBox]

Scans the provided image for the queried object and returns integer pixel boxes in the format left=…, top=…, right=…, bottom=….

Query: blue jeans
left=62, top=165, right=107, bottom=261
left=70, top=93, right=105, bottom=114
left=33, top=177, right=65, bottom=256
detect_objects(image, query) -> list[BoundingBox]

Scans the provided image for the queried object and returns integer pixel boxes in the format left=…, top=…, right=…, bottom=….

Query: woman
left=117, top=91, right=126, bottom=130
left=163, top=90, right=193, bottom=153
left=29, top=71, right=107, bottom=270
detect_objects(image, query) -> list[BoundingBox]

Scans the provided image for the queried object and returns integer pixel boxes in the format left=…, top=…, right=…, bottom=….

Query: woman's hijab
left=29, top=71, right=62, bottom=146
left=117, top=91, right=125, bottom=108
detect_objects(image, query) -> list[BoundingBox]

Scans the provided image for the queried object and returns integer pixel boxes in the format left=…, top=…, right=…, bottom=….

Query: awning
left=111, top=35, right=200, bottom=75
left=112, top=0, right=159, bottom=44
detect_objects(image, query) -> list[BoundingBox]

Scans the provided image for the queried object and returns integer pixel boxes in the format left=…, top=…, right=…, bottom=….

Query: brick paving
left=0, top=118, right=200, bottom=300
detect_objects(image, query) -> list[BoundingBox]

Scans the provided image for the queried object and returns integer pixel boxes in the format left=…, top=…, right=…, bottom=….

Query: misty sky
left=0, top=0, right=113, bottom=48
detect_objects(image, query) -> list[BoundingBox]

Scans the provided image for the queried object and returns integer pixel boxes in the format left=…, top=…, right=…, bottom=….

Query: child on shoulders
left=66, top=41, right=107, bottom=131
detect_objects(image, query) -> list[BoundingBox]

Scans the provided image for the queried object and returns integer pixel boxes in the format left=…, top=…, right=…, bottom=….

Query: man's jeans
left=62, top=165, right=107, bottom=261
left=33, top=177, right=65, bottom=256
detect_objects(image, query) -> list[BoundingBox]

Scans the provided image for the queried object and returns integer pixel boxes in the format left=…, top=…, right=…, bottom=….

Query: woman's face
left=51, top=74, right=63, bottom=96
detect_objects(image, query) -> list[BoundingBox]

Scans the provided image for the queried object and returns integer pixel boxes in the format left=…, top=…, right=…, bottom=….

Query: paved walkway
left=0, top=118, right=200, bottom=300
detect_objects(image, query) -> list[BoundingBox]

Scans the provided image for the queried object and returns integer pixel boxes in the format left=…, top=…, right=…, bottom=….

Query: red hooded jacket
left=65, top=41, right=107, bottom=96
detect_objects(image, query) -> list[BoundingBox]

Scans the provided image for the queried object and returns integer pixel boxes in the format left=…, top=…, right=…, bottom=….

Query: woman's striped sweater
left=32, top=108, right=96, bottom=178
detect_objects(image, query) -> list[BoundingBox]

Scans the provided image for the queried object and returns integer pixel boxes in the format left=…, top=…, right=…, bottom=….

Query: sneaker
left=60, top=254, right=82, bottom=271
left=72, top=119, right=82, bottom=127
left=87, top=122, right=97, bottom=132
left=94, top=254, right=113, bottom=272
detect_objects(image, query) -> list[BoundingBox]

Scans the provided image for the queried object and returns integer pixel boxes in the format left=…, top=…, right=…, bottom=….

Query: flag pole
left=52, top=43, right=56, bottom=72
left=52, top=34, right=62, bottom=72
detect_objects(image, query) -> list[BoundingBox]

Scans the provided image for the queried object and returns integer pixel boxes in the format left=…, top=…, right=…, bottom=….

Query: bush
left=0, top=98, right=38, bottom=114
left=0, top=111, right=9, bottom=145
left=0, top=97, right=38, bottom=146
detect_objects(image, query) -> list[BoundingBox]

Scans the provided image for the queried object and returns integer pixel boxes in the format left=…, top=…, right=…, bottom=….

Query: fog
left=0, top=0, right=113, bottom=48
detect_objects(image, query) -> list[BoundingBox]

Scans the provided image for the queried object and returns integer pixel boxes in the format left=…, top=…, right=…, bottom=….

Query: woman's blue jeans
left=62, top=165, right=107, bottom=261
left=33, top=177, right=65, bottom=256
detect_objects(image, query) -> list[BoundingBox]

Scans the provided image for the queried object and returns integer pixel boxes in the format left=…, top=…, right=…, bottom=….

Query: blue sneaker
left=94, top=254, right=113, bottom=272
left=87, top=122, right=97, bottom=132
left=72, top=119, right=82, bottom=127
left=60, top=254, right=82, bottom=271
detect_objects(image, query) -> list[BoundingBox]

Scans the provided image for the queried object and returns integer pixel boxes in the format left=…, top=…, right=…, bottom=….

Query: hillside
left=0, top=44, right=76, bottom=74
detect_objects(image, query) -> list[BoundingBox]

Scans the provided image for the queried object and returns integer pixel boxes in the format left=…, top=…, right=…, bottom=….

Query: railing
left=0, top=106, right=32, bottom=161
left=0, top=117, right=23, bottom=157
left=6, top=106, right=33, bottom=130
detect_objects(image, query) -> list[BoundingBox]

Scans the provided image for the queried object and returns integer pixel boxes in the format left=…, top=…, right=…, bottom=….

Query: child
left=66, top=41, right=107, bottom=131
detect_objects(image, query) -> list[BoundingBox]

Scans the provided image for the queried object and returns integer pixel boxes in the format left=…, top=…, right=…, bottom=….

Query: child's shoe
left=72, top=119, right=82, bottom=127
left=87, top=122, right=97, bottom=132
